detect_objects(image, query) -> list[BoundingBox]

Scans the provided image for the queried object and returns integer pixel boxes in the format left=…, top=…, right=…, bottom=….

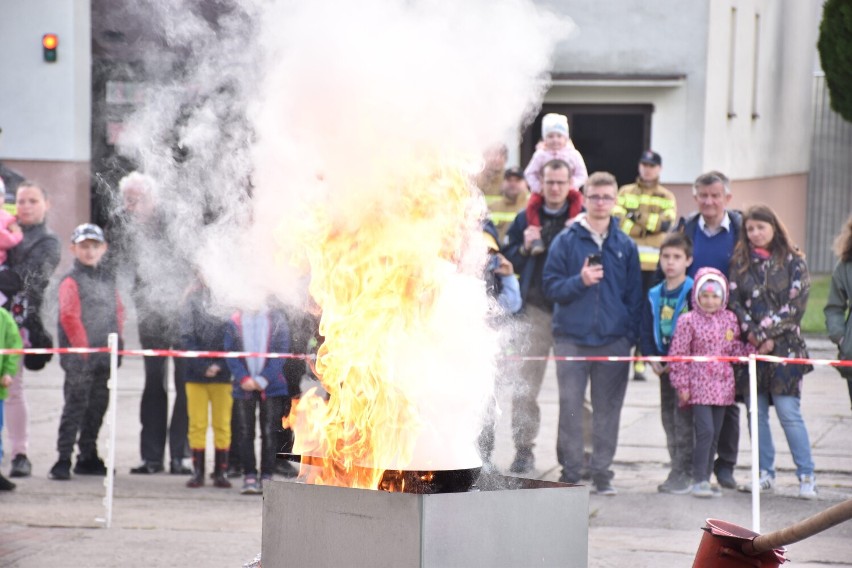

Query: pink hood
left=692, top=266, right=729, bottom=314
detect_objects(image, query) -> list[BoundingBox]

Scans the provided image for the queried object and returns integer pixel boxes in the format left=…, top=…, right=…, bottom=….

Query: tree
left=818, top=0, right=852, bottom=123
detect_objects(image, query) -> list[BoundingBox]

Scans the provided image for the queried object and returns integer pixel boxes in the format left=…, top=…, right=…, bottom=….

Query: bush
left=818, top=0, right=852, bottom=123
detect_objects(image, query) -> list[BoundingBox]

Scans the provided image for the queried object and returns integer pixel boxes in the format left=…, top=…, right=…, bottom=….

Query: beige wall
left=4, top=159, right=90, bottom=274
left=665, top=173, right=808, bottom=253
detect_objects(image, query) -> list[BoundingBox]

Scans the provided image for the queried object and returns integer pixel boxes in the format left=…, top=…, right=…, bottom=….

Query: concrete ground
left=1, top=333, right=850, bottom=567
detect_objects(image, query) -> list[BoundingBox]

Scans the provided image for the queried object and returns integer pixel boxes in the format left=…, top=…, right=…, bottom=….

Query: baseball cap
left=71, top=223, right=106, bottom=244
left=504, top=167, right=524, bottom=180
left=639, top=150, right=662, bottom=166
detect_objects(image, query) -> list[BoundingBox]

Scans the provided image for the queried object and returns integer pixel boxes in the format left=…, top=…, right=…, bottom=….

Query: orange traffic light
left=42, top=34, right=58, bottom=62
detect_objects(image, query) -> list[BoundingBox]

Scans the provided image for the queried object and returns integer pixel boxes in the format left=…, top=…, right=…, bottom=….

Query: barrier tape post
left=749, top=353, right=760, bottom=534
left=98, top=333, right=119, bottom=529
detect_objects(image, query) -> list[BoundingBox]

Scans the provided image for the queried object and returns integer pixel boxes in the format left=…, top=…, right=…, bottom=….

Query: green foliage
left=818, top=0, right=852, bottom=123
left=802, top=274, right=830, bottom=335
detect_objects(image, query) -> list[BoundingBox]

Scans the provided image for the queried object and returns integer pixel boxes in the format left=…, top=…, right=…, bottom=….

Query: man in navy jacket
left=543, top=171, right=642, bottom=495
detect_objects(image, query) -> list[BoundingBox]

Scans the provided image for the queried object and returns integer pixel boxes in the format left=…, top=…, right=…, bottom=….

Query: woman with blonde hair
left=824, top=213, right=852, bottom=410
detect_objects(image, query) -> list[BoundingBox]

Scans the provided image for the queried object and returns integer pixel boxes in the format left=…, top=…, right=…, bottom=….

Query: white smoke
left=117, top=0, right=571, bottom=471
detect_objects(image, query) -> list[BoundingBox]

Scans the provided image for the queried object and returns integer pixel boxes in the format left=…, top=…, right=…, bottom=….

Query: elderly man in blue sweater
left=543, top=171, right=643, bottom=495
left=675, top=170, right=743, bottom=490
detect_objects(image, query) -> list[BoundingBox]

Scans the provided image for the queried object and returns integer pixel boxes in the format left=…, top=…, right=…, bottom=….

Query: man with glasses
left=543, top=171, right=642, bottom=495
left=503, top=159, right=580, bottom=474
left=676, top=170, right=743, bottom=490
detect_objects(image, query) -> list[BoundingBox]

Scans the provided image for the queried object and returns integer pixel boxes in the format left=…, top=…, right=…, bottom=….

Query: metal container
left=262, top=474, right=589, bottom=568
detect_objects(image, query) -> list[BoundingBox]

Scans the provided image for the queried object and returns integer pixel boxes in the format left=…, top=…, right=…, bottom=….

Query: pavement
left=1, top=330, right=851, bottom=568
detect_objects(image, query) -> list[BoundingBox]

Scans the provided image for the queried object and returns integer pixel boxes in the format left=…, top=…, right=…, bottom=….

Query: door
left=520, top=104, right=653, bottom=188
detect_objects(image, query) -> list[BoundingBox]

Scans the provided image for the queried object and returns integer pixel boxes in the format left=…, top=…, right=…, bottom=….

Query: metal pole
left=97, top=333, right=119, bottom=528
left=749, top=353, right=760, bottom=534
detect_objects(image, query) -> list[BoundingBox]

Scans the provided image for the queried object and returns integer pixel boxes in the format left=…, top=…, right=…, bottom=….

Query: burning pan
left=278, top=453, right=481, bottom=493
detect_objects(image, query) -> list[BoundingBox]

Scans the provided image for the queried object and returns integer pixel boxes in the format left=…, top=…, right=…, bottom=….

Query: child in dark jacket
left=225, top=306, right=296, bottom=494
left=640, top=233, right=694, bottom=495
left=49, top=224, right=124, bottom=481
left=181, top=281, right=232, bottom=489
left=668, top=267, right=754, bottom=498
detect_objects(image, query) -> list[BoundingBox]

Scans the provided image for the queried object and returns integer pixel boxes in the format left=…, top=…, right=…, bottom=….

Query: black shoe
left=593, top=478, right=617, bottom=496
left=9, top=454, right=31, bottom=478
left=74, top=454, right=107, bottom=476
left=49, top=458, right=72, bottom=480
left=275, top=459, right=299, bottom=478
left=558, top=471, right=580, bottom=484
left=529, top=239, right=546, bottom=256
left=130, top=461, right=165, bottom=475
left=715, top=470, right=737, bottom=490
left=508, top=450, right=534, bottom=474
left=0, top=472, right=16, bottom=491
left=227, top=463, right=243, bottom=479
left=632, top=371, right=647, bottom=382
left=169, top=459, right=192, bottom=475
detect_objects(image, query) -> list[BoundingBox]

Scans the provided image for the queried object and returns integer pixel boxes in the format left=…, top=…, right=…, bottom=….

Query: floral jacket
left=729, top=249, right=812, bottom=396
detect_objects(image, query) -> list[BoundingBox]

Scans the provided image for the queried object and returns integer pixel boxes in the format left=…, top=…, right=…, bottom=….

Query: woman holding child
left=728, top=205, right=817, bottom=499
left=4, top=182, right=61, bottom=478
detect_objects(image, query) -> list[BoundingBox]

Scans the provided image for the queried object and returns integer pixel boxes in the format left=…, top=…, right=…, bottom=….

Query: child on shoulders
left=522, top=113, right=587, bottom=254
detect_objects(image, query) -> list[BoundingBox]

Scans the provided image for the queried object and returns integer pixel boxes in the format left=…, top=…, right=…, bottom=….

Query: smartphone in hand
left=587, top=252, right=602, bottom=267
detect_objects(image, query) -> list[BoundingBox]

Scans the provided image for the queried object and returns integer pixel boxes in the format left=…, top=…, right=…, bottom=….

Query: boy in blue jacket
left=225, top=305, right=295, bottom=494
left=640, top=232, right=694, bottom=494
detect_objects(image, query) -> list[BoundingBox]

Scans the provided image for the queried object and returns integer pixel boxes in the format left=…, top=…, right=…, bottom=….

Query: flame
left=283, top=161, right=489, bottom=489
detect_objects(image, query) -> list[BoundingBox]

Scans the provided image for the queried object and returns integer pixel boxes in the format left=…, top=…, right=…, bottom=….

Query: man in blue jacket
left=543, top=171, right=642, bottom=495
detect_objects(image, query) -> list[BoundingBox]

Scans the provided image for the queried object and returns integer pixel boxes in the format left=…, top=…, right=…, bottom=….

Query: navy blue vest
left=689, top=227, right=736, bottom=278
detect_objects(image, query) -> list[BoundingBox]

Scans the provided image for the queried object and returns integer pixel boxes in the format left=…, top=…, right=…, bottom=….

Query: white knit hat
left=541, top=113, right=569, bottom=138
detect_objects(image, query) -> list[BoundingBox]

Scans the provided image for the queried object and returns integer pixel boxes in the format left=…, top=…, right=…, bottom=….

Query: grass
left=802, top=274, right=831, bottom=334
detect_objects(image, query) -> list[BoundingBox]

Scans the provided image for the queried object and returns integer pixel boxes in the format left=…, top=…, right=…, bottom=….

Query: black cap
left=504, top=167, right=524, bottom=180
left=639, top=150, right=662, bottom=166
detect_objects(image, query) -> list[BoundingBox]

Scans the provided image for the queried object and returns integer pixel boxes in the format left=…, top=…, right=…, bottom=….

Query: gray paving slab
left=0, top=331, right=850, bottom=567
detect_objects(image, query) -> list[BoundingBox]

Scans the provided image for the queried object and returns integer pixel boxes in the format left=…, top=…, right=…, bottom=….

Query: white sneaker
left=692, top=481, right=714, bottom=498
left=738, top=470, right=775, bottom=493
left=798, top=475, right=817, bottom=499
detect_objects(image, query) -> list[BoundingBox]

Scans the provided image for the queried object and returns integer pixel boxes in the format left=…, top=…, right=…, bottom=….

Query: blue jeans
left=747, top=393, right=814, bottom=478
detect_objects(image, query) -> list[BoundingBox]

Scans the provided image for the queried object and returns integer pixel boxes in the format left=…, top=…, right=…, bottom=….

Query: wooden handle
left=743, top=499, right=852, bottom=555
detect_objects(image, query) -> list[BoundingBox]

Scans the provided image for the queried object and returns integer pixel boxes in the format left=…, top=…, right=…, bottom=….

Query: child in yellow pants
left=180, top=282, right=232, bottom=488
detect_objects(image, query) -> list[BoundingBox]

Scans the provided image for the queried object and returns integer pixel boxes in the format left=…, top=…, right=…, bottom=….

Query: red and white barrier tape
left=6, top=347, right=852, bottom=368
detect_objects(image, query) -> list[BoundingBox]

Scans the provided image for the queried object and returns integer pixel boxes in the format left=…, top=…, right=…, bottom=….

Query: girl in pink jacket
left=668, top=267, right=754, bottom=498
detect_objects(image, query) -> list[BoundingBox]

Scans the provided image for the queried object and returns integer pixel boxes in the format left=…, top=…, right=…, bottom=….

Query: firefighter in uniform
left=613, top=150, right=677, bottom=381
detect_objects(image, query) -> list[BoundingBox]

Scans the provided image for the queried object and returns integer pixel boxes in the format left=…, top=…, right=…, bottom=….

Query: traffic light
left=42, top=34, right=58, bottom=63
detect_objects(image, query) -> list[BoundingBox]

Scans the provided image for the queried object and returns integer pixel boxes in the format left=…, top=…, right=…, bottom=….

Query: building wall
left=3, top=160, right=90, bottom=273
left=0, top=0, right=91, bottom=272
left=667, top=174, right=808, bottom=254
left=702, top=0, right=821, bottom=179
left=0, top=0, right=91, bottom=161
left=538, top=0, right=711, bottom=184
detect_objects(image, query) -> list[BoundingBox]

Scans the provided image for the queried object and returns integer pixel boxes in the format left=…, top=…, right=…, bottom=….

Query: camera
left=587, top=252, right=602, bottom=267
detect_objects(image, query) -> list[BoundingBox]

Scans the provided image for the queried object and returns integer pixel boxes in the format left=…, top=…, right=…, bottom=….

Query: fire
left=283, top=161, right=493, bottom=489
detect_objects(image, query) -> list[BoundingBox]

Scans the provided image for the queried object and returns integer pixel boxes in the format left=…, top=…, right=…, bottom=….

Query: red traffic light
left=42, top=33, right=58, bottom=62
left=42, top=34, right=58, bottom=50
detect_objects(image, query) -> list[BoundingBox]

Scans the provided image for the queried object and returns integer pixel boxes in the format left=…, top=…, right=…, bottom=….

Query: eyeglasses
left=586, top=194, right=615, bottom=203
